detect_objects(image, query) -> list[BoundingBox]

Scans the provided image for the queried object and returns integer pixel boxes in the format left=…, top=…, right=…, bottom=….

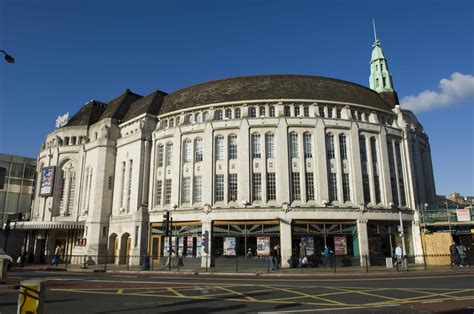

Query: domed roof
left=160, top=74, right=392, bottom=114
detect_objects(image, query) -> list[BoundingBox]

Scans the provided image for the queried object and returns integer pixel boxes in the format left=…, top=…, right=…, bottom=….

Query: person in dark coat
left=19, top=248, right=28, bottom=268
left=449, top=242, right=459, bottom=266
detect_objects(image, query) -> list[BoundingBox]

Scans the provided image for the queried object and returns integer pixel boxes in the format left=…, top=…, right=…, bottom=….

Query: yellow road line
left=260, top=285, right=347, bottom=306
left=116, top=289, right=124, bottom=294
left=216, top=286, right=258, bottom=301
left=167, top=288, right=185, bottom=298
left=320, top=285, right=400, bottom=303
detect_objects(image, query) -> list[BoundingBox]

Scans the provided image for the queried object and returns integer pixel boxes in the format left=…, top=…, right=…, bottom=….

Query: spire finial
left=372, top=18, right=380, bottom=47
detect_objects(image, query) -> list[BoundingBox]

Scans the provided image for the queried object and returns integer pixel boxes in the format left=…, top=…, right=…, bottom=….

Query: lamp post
left=0, top=50, right=15, bottom=63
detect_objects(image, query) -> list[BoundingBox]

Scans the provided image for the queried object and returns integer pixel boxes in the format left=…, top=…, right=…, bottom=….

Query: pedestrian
left=321, top=245, right=332, bottom=268
left=271, top=244, right=280, bottom=270
left=298, top=241, right=307, bottom=267
left=449, top=242, right=459, bottom=266
left=247, top=248, right=253, bottom=257
left=456, top=243, right=468, bottom=267
left=51, top=245, right=61, bottom=267
left=394, top=245, right=403, bottom=267
left=19, top=248, right=28, bottom=268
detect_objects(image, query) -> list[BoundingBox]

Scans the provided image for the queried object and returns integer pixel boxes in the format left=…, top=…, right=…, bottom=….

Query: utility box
left=386, top=257, right=394, bottom=268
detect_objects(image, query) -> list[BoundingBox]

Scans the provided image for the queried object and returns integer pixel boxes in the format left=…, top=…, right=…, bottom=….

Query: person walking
left=449, top=242, right=459, bottom=267
left=394, top=245, right=403, bottom=267
left=298, top=241, right=307, bottom=267
left=457, top=243, right=468, bottom=267
left=19, top=248, right=28, bottom=268
left=271, top=244, right=280, bottom=270
left=51, top=245, right=61, bottom=267
left=322, top=245, right=332, bottom=268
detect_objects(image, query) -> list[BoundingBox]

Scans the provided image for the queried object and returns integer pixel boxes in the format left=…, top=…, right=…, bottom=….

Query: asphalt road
left=1, top=269, right=474, bottom=313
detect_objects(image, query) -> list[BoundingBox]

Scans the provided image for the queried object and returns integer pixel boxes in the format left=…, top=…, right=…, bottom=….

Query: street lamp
left=0, top=50, right=15, bottom=63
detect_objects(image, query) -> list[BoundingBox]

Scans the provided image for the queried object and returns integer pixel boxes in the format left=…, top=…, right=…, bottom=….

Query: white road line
left=111, top=275, right=137, bottom=278
left=260, top=304, right=401, bottom=313
left=421, top=301, right=442, bottom=304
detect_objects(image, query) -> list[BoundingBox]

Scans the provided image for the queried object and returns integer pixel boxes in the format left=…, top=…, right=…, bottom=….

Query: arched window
left=64, top=137, right=69, bottom=146
left=269, top=106, right=276, bottom=117
left=228, top=135, right=237, bottom=159
left=259, top=106, right=266, bottom=117
left=339, top=134, right=347, bottom=160
left=235, top=108, right=241, bottom=119
left=195, top=113, right=202, bottom=123
left=163, top=119, right=168, bottom=128
left=294, top=105, right=300, bottom=117
left=303, top=106, right=310, bottom=117
left=225, top=109, right=232, bottom=119
left=249, top=106, right=257, bottom=118
left=326, top=133, right=335, bottom=159
left=58, top=160, right=77, bottom=216
left=169, top=118, right=175, bottom=128
left=215, top=135, right=225, bottom=160
left=215, top=109, right=223, bottom=120
left=290, top=132, right=299, bottom=158
left=183, top=140, right=192, bottom=163
left=194, top=138, right=203, bottom=162
left=166, top=142, right=173, bottom=166
left=251, top=133, right=261, bottom=158
left=303, top=132, right=312, bottom=158
left=265, top=133, right=275, bottom=158
left=71, top=137, right=77, bottom=145
left=203, top=111, right=209, bottom=121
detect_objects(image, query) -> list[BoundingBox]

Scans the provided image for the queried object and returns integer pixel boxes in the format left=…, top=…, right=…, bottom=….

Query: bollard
left=18, top=280, right=45, bottom=314
left=205, top=255, right=208, bottom=272
left=334, top=256, right=337, bottom=274
left=365, top=255, right=369, bottom=273
left=236, top=255, right=239, bottom=273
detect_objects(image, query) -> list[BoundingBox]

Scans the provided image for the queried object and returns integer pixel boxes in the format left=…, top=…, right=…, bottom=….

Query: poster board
left=334, top=236, right=348, bottom=256
left=301, top=236, right=315, bottom=256
left=456, top=208, right=471, bottom=222
left=40, top=166, right=56, bottom=197
left=196, top=236, right=202, bottom=258
left=257, top=237, right=270, bottom=256
left=224, top=237, right=236, bottom=256
left=186, top=237, right=194, bottom=256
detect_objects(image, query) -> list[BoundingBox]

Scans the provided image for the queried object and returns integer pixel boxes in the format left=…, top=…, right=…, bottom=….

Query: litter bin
left=141, top=256, right=150, bottom=270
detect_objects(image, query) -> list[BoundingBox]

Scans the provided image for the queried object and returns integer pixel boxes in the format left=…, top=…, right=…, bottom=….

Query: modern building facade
left=15, top=33, right=437, bottom=267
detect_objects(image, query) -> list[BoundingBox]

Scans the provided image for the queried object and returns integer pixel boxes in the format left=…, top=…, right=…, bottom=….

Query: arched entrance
left=108, top=233, right=118, bottom=264
left=119, top=233, right=131, bottom=264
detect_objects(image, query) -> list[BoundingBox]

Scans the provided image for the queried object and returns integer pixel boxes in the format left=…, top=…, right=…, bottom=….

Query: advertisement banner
left=257, top=237, right=270, bottom=256
left=456, top=208, right=471, bottom=222
left=178, top=237, right=184, bottom=255
left=186, top=237, right=194, bottom=256
left=301, top=236, right=315, bottom=256
left=334, top=236, right=348, bottom=256
left=196, top=236, right=202, bottom=258
left=40, top=166, right=56, bottom=197
left=224, top=237, right=236, bottom=256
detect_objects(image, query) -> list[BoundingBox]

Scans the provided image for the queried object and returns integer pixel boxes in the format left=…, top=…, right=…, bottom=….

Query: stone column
left=411, top=211, right=424, bottom=264
left=279, top=218, right=293, bottom=268
left=356, top=219, right=370, bottom=266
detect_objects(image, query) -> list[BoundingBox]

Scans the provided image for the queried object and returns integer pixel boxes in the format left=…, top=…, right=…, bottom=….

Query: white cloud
left=400, top=72, right=474, bottom=113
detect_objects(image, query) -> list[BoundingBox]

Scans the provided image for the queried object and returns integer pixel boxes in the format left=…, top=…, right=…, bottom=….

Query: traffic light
left=163, top=211, right=170, bottom=236
left=202, top=230, right=209, bottom=254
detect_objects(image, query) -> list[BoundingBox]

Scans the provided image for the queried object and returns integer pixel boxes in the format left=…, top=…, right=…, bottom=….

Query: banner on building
left=186, top=237, right=194, bottom=256
left=178, top=237, right=185, bottom=256
left=257, top=237, right=270, bottom=256
left=301, top=236, right=315, bottom=256
left=163, top=236, right=176, bottom=256
left=456, top=208, right=471, bottom=222
left=224, top=237, right=236, bottom=256
left=39, top=166, right=56, bottom=197
left=334, top=236, right=348, bottom=256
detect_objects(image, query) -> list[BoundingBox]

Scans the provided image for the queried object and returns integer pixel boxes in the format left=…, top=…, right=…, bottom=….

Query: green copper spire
left=369, top=19, right=394, bottom=93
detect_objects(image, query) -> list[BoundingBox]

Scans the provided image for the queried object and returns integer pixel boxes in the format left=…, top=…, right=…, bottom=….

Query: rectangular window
left=182, top=177, right=191, bottom=203
left=194, top=139, right=203, bottom=162
left=267, top=172, right=276, bottom=201
left=327, top=134, right=335, bottom=159
left=215, top=175, right=224, bottom=202
left=228, top=135, right=237, bottom=159
left=319, top=107, right=325, bottom=118
left=127, top=161, right=133, bottom=211
left=269, top=106, right=276, bottom=117
left=305, top=172, right=315, bottom=201
left=120, top=162, right=126, bottom=208
left=155, top=180, right=162, bottom=205
left=374, top=175, right=381, bottom=204
left=329, top=173, right=338, bottom=202
left=252, top=134, right=261, bottom=158
left=303, top=133, right=312, bottom=158
left=215, top=136, right=224, bottom=160
left=291, top=172, right=301, bottom=201
left=327, top=106, right=333, bottom=118
left=342, top=173, right=351, bottom=202
left=193, top=176, right=202, bottom=203
left=183, top=141, right=192, bottom=163
left=252, top=173, right=262, bottom=201
left=265, top=133, right=275, bottom=158
left=303, top=106, right=310, bottom=117
left=395, top=143, right=406, bottom=206
left=166, top=143, right=173, bottom=166
left=164, top=179, right=172, bottom=204
left=228, top=174, right=238, bottom=201
left=360, top=137, right=367, bottom=162
left=336, top=109, right=342, bottom=119
left=362, top=175, right=371, bottom=204
left=290, top=133, right=299, bottom=158
left=294, top=105, right=300, bottom=117
left=157, top=145, right=164, bottom=167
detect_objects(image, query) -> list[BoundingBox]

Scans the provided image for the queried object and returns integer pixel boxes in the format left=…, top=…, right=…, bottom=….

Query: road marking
left=217, top=286, right=258, bottom=301
left=117, top=288, right=124, bottom=294
left=167, top=287, right=185, bottom=298
left=112, top=275, right=137, bottom=278
left=422, top=301, right=441, bottom=303
left=260, top=285, right=347, bottom=306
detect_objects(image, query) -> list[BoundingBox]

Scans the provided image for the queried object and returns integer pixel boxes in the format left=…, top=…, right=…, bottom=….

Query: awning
left=10, top=221, right=85, bottom=230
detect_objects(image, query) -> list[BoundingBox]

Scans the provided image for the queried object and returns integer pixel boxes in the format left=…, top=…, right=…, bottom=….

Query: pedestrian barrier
left=18, top=280, right=45, bottom=314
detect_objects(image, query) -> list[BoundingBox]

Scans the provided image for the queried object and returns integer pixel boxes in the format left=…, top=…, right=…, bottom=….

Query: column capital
left=357, top=218, right=368, bottom=224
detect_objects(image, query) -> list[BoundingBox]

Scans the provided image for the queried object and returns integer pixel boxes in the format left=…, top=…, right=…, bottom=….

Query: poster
left=301, top=236, right=315, bottom=256
left=456, top=208, right=471, bottom=222
left=196, top=236, right=202, bottom=258
left=178, top=237, right=184, bottom=255
left=40, top=166, right=56, bottom=197
left=186, top=237, right=194, bottom=256
left=224, top=237, right=236, bottom=256
left=163, top=236, right=176, bottom=256
left=257, top=237, right=270, bottom=256
left=334, top=236, right=348, bottom=256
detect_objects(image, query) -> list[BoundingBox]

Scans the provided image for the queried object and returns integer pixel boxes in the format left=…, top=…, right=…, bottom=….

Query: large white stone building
left=15, top=34, right=437, bottom=267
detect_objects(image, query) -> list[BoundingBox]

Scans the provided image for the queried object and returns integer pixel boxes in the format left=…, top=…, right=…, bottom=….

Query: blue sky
left=0, top=0, right=473, bottom=196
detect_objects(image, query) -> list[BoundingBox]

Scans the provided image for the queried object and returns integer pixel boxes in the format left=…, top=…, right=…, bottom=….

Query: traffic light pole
left=168, top=216, right=172, bottom=271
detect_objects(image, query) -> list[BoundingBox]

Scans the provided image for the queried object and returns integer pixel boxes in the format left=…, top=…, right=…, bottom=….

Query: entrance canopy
left=10, top=221, right=85, bottom=230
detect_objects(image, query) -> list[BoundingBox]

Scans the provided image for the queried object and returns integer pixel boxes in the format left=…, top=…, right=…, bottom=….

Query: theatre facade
left=16, top=36, right=437, bottom=267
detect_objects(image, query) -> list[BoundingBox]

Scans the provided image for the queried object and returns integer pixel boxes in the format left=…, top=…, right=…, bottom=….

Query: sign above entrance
left=456, top=208, right=471, bottom=222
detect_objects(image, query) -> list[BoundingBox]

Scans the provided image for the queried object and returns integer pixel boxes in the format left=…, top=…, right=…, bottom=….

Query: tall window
left=259, top=106, right=266, bottom=117
left=215, top=175, right=224, bottom=202
left=339, top=134, right=347, bottom=160
left=374, top=176, right=381, bottom=204
left=359, top=136, right=367, bottom=162
left=225, top=109, right=232, bottom=119
left=166, top=143, right=173, bottom=166
left=155, top=180, right=162, bottom=205
left=326, top=133, right=335, bottom=159
left=291, top=172, right=301, bottom=201
left=336, top=108, right=342, bottom=119
left=267, top=173, right=276, bottom=201
left=303, top=132, right=312, bottom=158
left=284, top=105, right=291, bottom=117
left=215, top=135, right=225, bottom=160
left=157, top=144, right=164, bottom=167
left=305, top=172, right=315, bottom=201
left=387, top=141, right=399, bottom=205
left=235, top=108, right=241, bottom=119
left=59, top=171, right=66, bottom=212
left=228, top=135, right=237, bottom=160
left=370, top=137, right=378, bottom=163
left=195, top=113, right=202, bottom=123
left=86, top=168, right=93, bottom=213
left=251, top=133, right=261, bottom=158
left=290, top=132, right=299, bottom=158
left=127, top=160, right=133, bottom=211
left=252, top=173, right=262, bottom=201
left=249, top=106, right=257, bottom=118
left=303, top=105, right=310, bottom=117
left=395, top=143, right=406, bottom=206
left=342, top=173, right=351, bottom=202
left=269, top=106, right=276, bottom=117
left=182, top=177, right=191, bottom=203
left=319, top=107, right=325, bottom=118
left=362, top=175, right=370, bottom=204
left=229, top=174, right=238, bottom=201
left=265, top=133, right=275, bottom=158
left=327, top=106, right=333, bottom=118
left=294, top=105, right=300, bottom=117
left=328, top=173, right=337, bottom=202
left=193, top=176, right=202, bottom=203
left=67, top=171, right=76, bottom=214
left=183, top=140, right=192, bottom=163
left=194, top=138, right=203, bottom=162
left=216, top=109, right=223, bottom=120
left=120, top=162, right=126, bottom=208
left=164, top=179, right=172, bottom=204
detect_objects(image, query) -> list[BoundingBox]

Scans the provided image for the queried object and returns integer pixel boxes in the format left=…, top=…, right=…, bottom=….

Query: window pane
left=194, top=138, right=203, bottom=162
left=291, top=172, right=301, bottom=201
left=228, top=135, right=238, bottom=160
left=303, top=133, right=312, bottom=158
left=267, top=172, right=276, bottom=200
left=252, top=134, right=261, bottom=158
left=290, top=133, right=299, bottom=158
left=215, top=175, right=224, bottom=202
left=229, top=174, right=238, bottom=201
left=215, top=136, right=224, bottom=160
left=252, top=173, right=262, bottom=201
left=265, top=133, right=275, bottom=158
